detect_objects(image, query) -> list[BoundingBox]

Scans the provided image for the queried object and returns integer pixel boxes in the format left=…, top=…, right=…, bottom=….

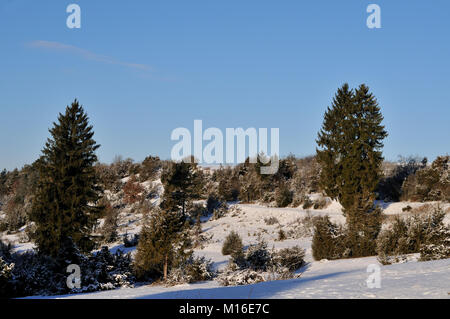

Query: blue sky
left=0, top=0, right=449, bottom=170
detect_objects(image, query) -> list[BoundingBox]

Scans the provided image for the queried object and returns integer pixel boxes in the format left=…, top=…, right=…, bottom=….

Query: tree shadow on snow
left=133, top=269, right=360, bottom=299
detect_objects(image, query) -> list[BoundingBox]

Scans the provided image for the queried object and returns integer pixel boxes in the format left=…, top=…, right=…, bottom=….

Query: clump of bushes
left=313, top=197, right=329, bottom=209
left=311, top=205, right=382, bottom=260
left=166, top=256, right=216, bottom=285
left=401, top=155, right=449, bottom=202
left=286, top=213, right=320, bottom=239
left=272, top=246, right=306, bottom=272
left=122, top=175, right=145, bottom=205
left=264, top=216, right=279, bottom=225
left=218, top=239, right=305, bottom=286
left=0, top=238, right=135, bottom=298
left=75, top=246, right=135, bottom=293
left=376, top=207, right=450, bottom=263
left=123, top=233, right=139, bottom=247
left=139, top=156, right=161, bottom=182
left=242, top=240, right=272, bottom=271
left=222, top=231, right=244, bottom=256
left=302, top=197, right=314, bottom=209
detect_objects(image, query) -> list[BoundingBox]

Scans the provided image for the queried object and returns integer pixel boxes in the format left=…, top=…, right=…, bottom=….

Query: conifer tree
left=160, top=158, right=203, bottom=216
left=316, top=84, right=387, bottom=236
left=30, top=100, right=102, bottom=257
left=134, top=208, right=190, bottom=281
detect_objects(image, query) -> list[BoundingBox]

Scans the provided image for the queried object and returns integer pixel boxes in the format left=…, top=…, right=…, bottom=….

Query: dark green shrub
left=275, top=184, right=293, bottom=207
left=244, top=240, right=271, bottom=271
left=277, top=229, right=286, bottom=241
left=302, top=197, right=314, bottom=209
left=345, top=207, right=382, bottom=258
left=206, top=194, right=221, bottom=214
left=264, top=217, right=279, bottom=225
left=273, top=246, right=306, bottom=272
left=402, top=205, right=412, bottom=212
left=222, top=231, right=243, bottom=256
left=311, top=216, right=346, bottom=260
left=123, top=233, right=139, bottom=248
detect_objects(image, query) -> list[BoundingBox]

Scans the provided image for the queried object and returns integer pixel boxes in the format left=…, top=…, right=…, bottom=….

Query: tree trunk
left=163, top=255, right=168, bottom=281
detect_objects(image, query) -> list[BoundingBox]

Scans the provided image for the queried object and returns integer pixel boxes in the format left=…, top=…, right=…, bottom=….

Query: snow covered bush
left=377, top=207, right=450, bottom=263
left=401, top=155, right=449, bottom=202
left=286, top=214, right=319, bottom=239
left=0, top=239, right=135, bottom=297
left=311, top=216, right=346, bottom=260
left=205, top=193, right=229, bottom=219
left=218, top=238, right=305, bottom=286
left=272, top=246, right=306, bottom=272
left=376, top=216, right=410, bottom=258
left=264, top=217, right=279, bottom=225
left=213, top=202, right=229, bottom=220
left=222, top=231, right=244, bottom=256
left=419, top=220, right=450, bottom=261
left=243, top=240, right=272, bottom=271
left=217, top=268, right=266, bottom=286
left=123, top=233, right=139, bottom=247
left=166, top=256, right=215, bottom=285
left=313, top=197, right=329, bottom=209
left=7, top=251, right=66, bottom=297
left=74, top=246, right=135, bottom=293
left=0, top=256, right=14, bottom=297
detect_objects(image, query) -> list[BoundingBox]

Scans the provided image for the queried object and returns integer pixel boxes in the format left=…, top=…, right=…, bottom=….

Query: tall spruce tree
left=30, top=100, right=102, bottom=257
left=316, top=84, right=387, bottom=234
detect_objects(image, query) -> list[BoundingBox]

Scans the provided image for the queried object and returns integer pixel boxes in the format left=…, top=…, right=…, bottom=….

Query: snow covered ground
left=17, top=201, right=450, bottom=299
left=30, top=256, right=450, bottom=299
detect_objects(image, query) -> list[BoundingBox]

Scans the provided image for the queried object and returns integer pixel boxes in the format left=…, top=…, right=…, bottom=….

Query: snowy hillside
left=18, top=199, right=450, bottom=299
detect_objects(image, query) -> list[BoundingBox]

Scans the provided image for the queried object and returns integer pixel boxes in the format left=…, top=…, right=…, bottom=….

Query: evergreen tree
left=316, top=84, right=387, bottom=233
left=0, top=169, right=7, bottom=196
left=139, top=155, right=161, bottom=181
left=30, top=100, right=102, bottom=257
left=222, top=231, right=244, bottom=256
left=160, top=158, right=203, bottom=216
left=134, top=208, right=190, bottom=281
